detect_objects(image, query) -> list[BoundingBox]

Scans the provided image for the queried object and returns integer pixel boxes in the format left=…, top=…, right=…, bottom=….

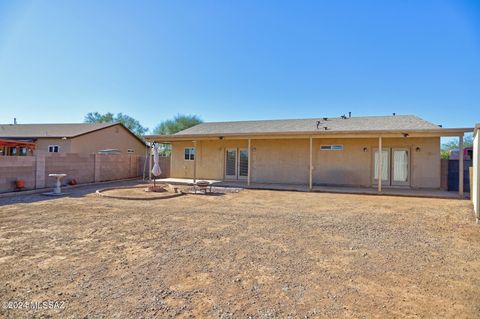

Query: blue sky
left=0, top=0, right=479, bottom=132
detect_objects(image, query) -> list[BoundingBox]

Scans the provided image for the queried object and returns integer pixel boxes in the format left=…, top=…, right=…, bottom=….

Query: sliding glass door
left=225, top=148, right=249, bottom=180
left=225, top=149, right=237, bottom=180
left=238, top=149, right=249, bottom=180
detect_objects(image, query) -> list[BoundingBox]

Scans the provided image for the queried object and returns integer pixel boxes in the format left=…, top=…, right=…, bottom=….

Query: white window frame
left=48, top=145, right=60, bottom=153
left=320, top=144, right=344, bottom=151
left=184, top=147, right=195, bottom=161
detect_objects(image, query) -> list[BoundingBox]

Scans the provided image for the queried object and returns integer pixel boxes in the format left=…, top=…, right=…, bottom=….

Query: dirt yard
left=0, top=181, right=479, bottom=318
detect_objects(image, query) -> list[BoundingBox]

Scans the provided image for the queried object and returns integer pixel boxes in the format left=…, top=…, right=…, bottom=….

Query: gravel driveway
left=0, top=181, right=479, bottom=318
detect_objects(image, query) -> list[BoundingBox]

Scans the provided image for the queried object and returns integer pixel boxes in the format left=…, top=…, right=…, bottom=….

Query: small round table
left=49, top=174, right=67, bottom=195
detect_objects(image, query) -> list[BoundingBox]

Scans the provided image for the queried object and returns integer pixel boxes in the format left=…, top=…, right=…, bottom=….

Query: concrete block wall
left=44, top=153, right=95, bottom=187
left=0, top=156, right=36, bottom=192
left=98, top=154, right=141, bottom=182
left=35, top=152, right=46, bottom=189
left=0, top=153, right=149, bottom=193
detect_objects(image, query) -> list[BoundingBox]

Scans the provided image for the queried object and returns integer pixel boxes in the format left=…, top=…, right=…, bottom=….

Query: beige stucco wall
left=253, top=139, right=309, bottom=184
left=35, top=138, right=73, bottom=153
left=70, top=125, right=145, bottom=154
left=170, top=137, right=441, bottom=189
left=311, top=137, right=440, bottom=188
left=35, top=125, right=146, bottom=155
left=171, top=140, right=248, bottom=179
left=408, top=137, right=441, bottom=188
left=312, top=138, right=373, bottom=187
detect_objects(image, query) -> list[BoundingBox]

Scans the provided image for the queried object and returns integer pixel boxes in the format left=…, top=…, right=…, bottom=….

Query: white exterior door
left=391, top=148, right=409, bottom=186
left=373, top=148, right=390, bottom=185
left=373, top=148, right=410, bottom=187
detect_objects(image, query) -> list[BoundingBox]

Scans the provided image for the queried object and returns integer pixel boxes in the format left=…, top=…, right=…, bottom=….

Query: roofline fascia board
left=69, top=122, right=119, bottom=138
left=145, top=128, right=473, bottom=142
left=0, top=136, right=38, bottom=141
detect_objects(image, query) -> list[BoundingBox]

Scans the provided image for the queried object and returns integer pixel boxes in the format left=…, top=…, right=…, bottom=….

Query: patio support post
left=148, top=142, right=152, bottom=181
left=193, top=140, right=197, bottom=183
left=143, top=143, right=148, bottom=181
left=459, top=135, right=464, bottom=197
left=309, top=136, right=313, bottom=191
left=247, top=138, right=251, bottom=186
left=378, top=136, right=382, bottom=192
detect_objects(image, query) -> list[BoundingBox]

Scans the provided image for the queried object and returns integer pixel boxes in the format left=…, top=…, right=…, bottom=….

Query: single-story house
left=0, top=122, right=145, bottom=155
left=146, top=115, right=472, bottom=195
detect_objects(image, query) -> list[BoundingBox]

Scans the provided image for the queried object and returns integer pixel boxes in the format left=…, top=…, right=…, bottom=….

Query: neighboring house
left=0, top=123, right=146, bottom=155
left=448, top=147, right=473, bottom=160
left=146, top=115, right=472, bottom=193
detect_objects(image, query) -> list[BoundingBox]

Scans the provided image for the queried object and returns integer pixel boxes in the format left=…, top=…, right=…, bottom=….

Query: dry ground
left=0, top=181, right=479, bottom=318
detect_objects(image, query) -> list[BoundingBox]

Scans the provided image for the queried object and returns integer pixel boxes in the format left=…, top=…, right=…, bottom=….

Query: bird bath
left=42, top=173, right=67, bottom=196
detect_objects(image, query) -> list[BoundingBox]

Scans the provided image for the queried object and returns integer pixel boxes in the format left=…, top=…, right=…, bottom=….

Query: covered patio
left=145, top=115, right=473, bottom=199
left=0, top=139, right=35, bottom=156
left=156, top=177, right=462, bottom=199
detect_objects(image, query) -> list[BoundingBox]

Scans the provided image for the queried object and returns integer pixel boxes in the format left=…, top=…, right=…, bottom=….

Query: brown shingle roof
left=0, top=123, right=117, bottom=138
left=174, top=115, right=441, bottom=136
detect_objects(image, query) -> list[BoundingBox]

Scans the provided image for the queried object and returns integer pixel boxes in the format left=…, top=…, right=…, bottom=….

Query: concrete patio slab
left=156, top=178, right=463, bottom=199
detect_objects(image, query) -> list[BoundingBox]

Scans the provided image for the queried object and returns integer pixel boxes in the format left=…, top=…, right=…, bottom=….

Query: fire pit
left=193, top=180, right=213, bottom=194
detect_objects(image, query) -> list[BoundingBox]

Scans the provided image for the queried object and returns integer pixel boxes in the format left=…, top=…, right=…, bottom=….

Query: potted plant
left=15, top=179, right=25, bottom=190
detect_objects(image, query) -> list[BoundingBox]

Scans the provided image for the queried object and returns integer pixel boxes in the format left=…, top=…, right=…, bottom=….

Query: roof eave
left=145, top=127, right=473, bottom=142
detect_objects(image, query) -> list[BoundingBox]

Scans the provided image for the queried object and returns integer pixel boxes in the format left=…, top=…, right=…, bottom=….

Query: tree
left=84, top=112, right=148, bottom=137
left=84, top=112, right=115, bottom=123
left=152, top=114, right=202, bottom=156
left=440, top=134, right=473, bottom=159
left=153, top=114, right=202, bottom=135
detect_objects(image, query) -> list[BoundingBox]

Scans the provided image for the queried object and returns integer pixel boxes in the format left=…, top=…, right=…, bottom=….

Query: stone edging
left=95, top=185, right=185, bottom=200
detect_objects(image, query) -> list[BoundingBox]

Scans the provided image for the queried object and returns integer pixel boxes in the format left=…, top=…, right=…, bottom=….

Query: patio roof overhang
left=144, top=127, right=473, bottom=143
left=0, top=139, right=36, bottom=149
